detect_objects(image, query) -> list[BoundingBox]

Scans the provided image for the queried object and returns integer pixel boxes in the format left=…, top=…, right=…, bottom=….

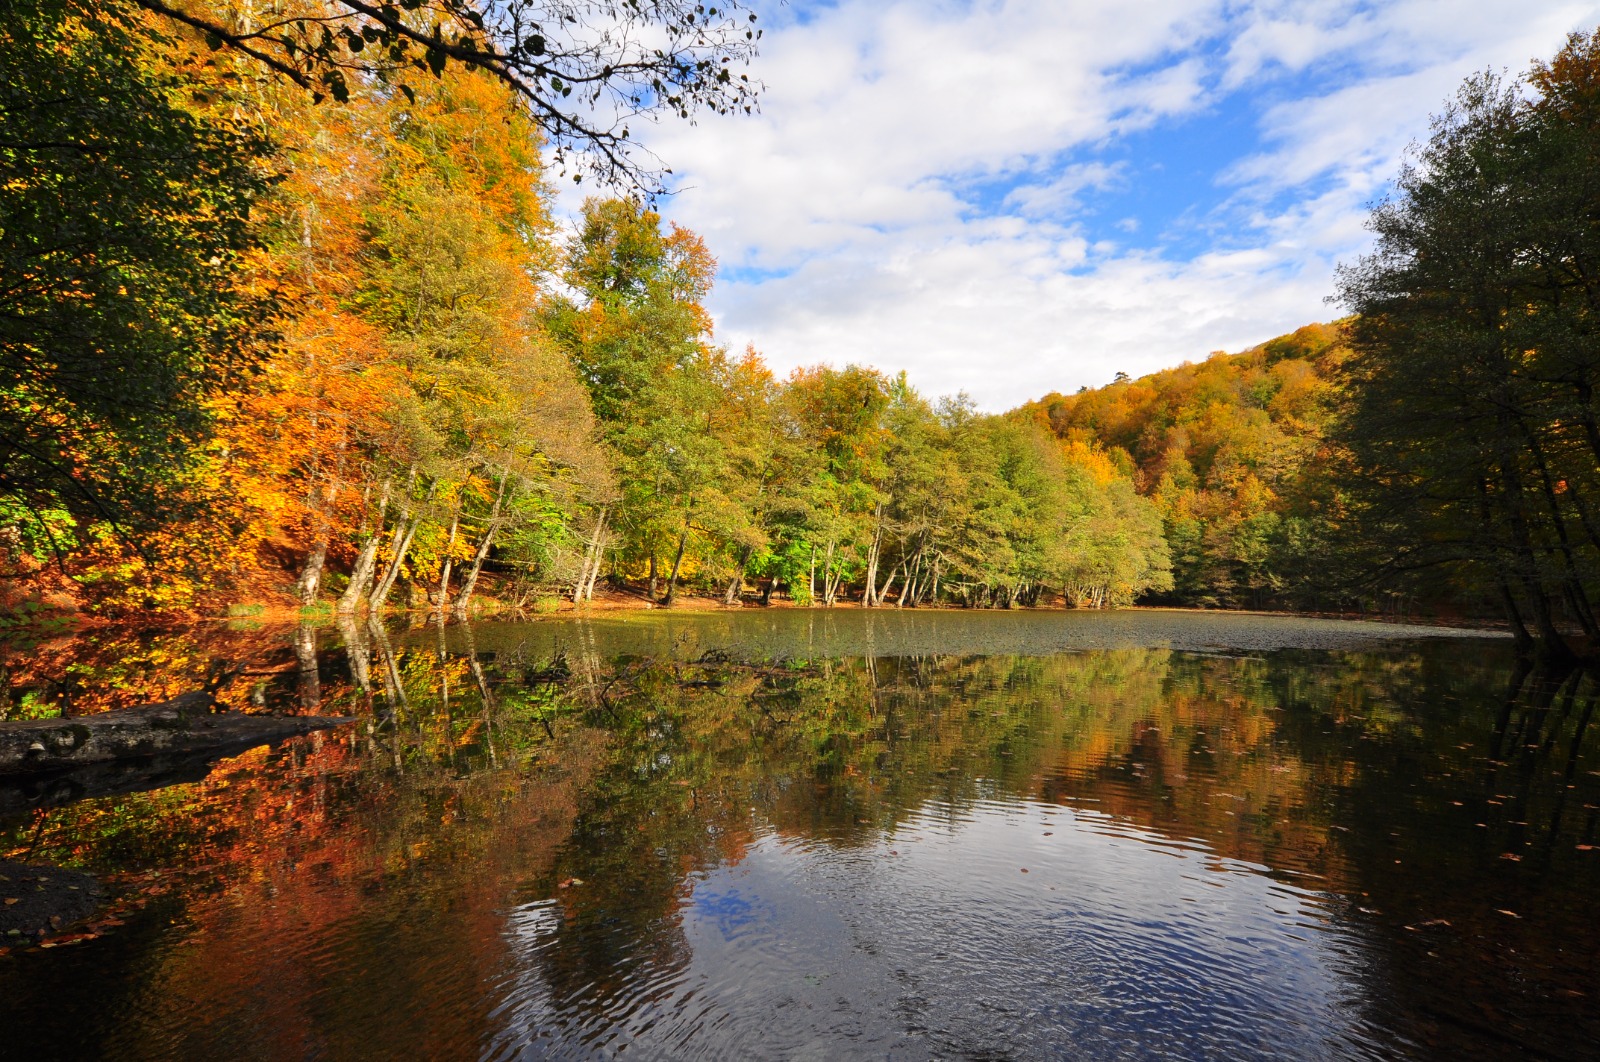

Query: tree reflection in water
left=0, top=616, right=1595, bottom=1059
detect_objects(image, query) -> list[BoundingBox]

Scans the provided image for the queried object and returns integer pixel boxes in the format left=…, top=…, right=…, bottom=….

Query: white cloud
left=1003, top=161, right=1126, bottom=217
left=583, top=0, right=1600, bottom=408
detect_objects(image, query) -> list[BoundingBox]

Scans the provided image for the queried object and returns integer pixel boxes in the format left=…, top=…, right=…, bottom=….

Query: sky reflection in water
left=493, top=803, right=1374, bottom=1061
left=0, top=611, right=1594, bottom=1061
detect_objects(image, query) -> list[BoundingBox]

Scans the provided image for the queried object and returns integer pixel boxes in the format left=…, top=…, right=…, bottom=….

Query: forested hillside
left=1033, top=22, right=1600, bottom=661
left=1026, top=324, right=1347, bottom=610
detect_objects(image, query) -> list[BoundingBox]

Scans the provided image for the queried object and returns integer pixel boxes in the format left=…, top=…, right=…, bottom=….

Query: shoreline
left=0, top=592, right=1509, bottom=641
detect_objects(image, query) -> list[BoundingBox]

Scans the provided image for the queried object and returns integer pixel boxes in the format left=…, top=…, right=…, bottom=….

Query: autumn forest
left=8, top=2, right=1600, bottom=662
left=11, top=5, right=1600, bottom=1058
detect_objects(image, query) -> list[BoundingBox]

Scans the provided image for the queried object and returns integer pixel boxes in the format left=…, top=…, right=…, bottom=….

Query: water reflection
left=492, top=804, right=1387, bottom=1061
left=0, top=614, right=1596, bottom=1060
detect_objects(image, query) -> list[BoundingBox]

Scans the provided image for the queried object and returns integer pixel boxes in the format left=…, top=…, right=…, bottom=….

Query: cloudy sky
left=597, top=0, right=1600, bottom=409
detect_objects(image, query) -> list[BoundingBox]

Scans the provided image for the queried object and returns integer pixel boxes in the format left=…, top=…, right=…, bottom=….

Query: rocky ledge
left=0, top=691, right=351, bottom=779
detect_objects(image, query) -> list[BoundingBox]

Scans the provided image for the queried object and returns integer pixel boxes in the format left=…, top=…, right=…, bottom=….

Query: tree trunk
left=454, top=474, right=508, bottom=618
left=1519, top=425, right=1600, bottom=639
left=373, top=514, right=421, bottom=611
left=295, top=621, right=321, bottom=712
left=648, top=552, right=658, bottom=600
left=862, top=505, right=884, bottom=607
left=434, top=503, right=460, bottom=615
left=1492, top=436, right=1571, bottom=659
left=338, top=479, right=391, bottom=615
left=877, top=567, right=899, bottom=608
left=338, top=533, right=383, bottom=614
left=297, top=534, right=331, bottom=607
left=582, top=511, right=608, bottom=602
left=904, top=548, right=926, bottom=607
left=1572, top=380, right=1600, bottom=471
left=296, top=431, right=348, bottom=606
left=724, top=545, right=752, bottom=605
left=573, top=506, right=608, bottom=604
left=662, top=518, right=691, bottom=606
left=372, top=473, right=427, bottom=612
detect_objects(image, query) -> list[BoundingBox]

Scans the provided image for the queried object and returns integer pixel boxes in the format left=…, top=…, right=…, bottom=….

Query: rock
left=0, top=692, right=351, bottom=779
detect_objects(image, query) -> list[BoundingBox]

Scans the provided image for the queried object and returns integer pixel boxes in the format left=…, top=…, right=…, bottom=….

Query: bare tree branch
left=124, top=0, right=763, bottom=190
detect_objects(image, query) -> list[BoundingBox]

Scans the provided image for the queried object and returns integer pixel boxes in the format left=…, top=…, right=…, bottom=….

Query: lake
left=1, top=609, right=1596, bottom=1060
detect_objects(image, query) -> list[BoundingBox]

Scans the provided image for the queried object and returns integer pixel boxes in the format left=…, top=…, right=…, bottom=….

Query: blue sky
left=602, top=0, right=1600, bottom=408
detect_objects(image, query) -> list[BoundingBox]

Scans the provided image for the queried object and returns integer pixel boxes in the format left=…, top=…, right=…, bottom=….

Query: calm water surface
left=1, top=610, right=1596, bottom=1060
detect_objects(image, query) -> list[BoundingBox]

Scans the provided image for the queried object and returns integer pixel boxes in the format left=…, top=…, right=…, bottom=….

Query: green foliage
left=0, top=498, right=78, bottom=566
left=541, top=208, right=1173, bottom=612
left=548, top=198, right=715, bottom=422
left=0, top=0, right=272, bottom=540
left=1333, top=33, right=1600, bottom=651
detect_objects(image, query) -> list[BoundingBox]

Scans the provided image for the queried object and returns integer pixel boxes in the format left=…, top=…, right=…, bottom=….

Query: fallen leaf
left=3, top=898, right=16, bottom=906
left=1495, top=909, right=1521, bottom=918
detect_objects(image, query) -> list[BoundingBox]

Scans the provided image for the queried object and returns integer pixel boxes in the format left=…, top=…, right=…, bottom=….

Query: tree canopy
left=1334, top=31, right=1600, bottom=658
left=0, top=1, right=272, bottom=549
left=127, top=0, right=761, bottom=186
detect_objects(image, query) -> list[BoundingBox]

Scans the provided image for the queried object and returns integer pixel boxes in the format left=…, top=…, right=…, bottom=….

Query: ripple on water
left=484, top=796, right=1394, bottom=1061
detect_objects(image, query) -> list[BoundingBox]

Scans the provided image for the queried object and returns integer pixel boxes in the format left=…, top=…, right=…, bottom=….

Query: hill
left=1023, top=323, right=1348, bottom=608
